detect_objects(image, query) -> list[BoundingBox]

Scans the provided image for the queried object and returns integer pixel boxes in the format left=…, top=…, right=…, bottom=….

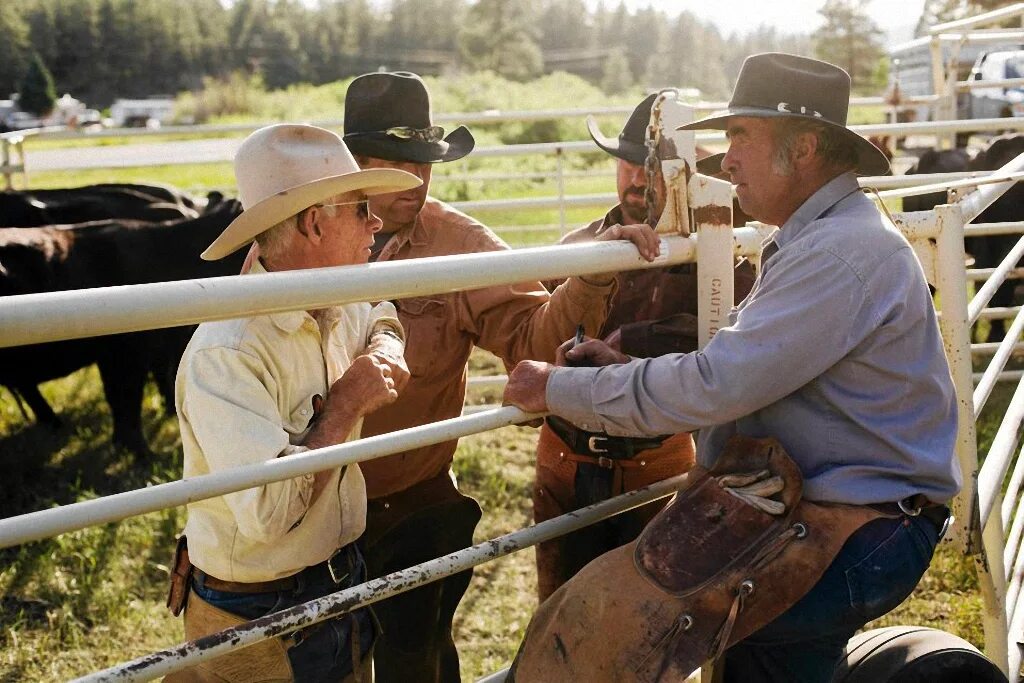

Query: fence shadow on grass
left=0, top=366, right=185, bottom=679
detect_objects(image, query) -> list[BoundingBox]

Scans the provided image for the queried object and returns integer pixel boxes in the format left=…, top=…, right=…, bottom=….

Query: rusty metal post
left=690, top=174, right=734, bottom=349
left=933, top=202, right=1009, bottom=674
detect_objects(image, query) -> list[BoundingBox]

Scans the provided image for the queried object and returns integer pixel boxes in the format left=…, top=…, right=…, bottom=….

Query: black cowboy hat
left=586, top=93, right=657, bottom=166
left=679, top=53, right=889, bottom=176
left=343, top=71, right=475, bottom=164
left=695, top=152, right=726, bottom=178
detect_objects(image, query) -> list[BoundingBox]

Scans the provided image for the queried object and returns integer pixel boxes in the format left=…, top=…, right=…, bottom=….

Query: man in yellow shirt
left=171, top=123, right=420, bottom=682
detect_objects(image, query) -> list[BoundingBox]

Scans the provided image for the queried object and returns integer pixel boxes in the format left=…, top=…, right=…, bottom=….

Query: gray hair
left=771, top=118, right=858, bottom=175
left=254, top=203, right=338, bottom=262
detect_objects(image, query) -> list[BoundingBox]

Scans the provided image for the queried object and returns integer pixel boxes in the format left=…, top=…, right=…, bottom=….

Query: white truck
left=889, top=39, right=1024, bottom=122
left=961, top=49, right=1024, bottom=119
left=109, top=98, right=175, bottom=128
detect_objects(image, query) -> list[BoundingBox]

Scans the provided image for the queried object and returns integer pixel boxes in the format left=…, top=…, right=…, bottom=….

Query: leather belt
left=194, top=545, right=356, bottom=594
left=869, top=496, right=951, bottom=537
left=545, top=415, right=669, bottom=460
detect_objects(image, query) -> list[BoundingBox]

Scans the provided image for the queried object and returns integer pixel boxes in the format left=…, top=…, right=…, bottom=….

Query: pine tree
left=813, top=0, right=885, bottom=90
left=458, top=0, right=543, bottom=81
left=601, top=47, right=633, bottom=94
left=0, top=3, right=31, bottom=98
left=19, top=52, right=57, bottom=116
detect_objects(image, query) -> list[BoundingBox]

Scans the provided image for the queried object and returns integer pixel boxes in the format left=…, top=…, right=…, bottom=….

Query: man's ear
left=792, top=132, right=819, bottom=169
left=297, top=207, right=322, bottom=243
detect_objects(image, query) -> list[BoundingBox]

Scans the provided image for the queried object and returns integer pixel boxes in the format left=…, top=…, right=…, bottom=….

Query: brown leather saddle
left=508, top=435, right=886, bottom=682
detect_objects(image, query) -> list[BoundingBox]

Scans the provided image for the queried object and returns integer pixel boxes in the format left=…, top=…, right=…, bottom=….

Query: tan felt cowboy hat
left=202, top=124, right=422, bottom=260
left=679, top=53, right=890, bottom=176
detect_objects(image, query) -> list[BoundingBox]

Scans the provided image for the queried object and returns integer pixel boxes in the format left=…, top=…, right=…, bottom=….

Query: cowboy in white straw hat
left=503, top=54, right=958, bottom=682
left=168, top=123, right=421, bottom=682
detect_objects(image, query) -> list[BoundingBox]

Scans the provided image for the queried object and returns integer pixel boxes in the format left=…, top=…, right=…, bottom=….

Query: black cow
left=0, top=183, right=202, bottom=227
left=0, top=196, right=245, bottom=455
left=904, top=136, right=1024, bottom=341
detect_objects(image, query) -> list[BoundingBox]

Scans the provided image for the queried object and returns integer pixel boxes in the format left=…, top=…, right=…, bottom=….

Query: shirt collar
left=774, top=172, right=862, bottom=249
left=247, top=260, right=316, bottom=334
left=377, top=197, right=434, bottom=260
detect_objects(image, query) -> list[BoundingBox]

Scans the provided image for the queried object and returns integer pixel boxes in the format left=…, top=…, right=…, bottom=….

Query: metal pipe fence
left=3, top=128, right=1024, bottom=680
left=74, top=474, right=688, bottom=683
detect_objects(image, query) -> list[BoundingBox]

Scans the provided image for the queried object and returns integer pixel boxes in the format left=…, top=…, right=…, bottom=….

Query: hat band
left=347, top=126, right=445, bottom=143
left=731, top=100, right=833, bottom=122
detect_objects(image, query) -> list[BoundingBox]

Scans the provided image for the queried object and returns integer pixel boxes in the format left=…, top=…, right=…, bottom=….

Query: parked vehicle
left=889, top=39, right=1024, bottom=122
left=960, top=49, right=1024, bottom=119
left=109, top=98, right=175, bottom=128
left=1, top=110, right=46, bottom=131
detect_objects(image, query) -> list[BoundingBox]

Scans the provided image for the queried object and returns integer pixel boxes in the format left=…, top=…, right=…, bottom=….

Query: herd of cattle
left=0, top=185, right=245, bottom=455
left=0, top=132, right=1022, bottom=456
left=904, top=133, right=1024, bottom=342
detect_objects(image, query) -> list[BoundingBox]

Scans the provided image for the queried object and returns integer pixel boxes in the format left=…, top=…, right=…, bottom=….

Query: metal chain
left=643, top=94, right=665, bottom=228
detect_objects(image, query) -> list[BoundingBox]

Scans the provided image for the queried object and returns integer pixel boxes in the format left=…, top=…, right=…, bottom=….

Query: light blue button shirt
left=547, top=172, right=961, bottom=505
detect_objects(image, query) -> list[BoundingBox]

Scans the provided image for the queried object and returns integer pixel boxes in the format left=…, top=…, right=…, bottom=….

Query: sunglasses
left=317, top=198, right=370, bottom=220
left=351, top=126, right=445, bottom=143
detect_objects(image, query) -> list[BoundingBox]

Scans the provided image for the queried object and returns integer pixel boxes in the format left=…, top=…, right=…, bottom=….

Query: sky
left=582, top=0, right=928, bottom=46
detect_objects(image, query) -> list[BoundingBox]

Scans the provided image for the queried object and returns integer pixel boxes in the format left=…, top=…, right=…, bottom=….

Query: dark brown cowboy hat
left=679, top=53, right=890, bottom=176
left=586, top=93, right=657, bottom=166
left=696, top=152, right=726, bottom=177
left=343, top=71, right=475, bottom=164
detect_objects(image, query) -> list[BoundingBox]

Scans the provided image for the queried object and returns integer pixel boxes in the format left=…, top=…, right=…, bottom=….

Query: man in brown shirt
left=532, top=95, right=756, bottom=601
left=341, top=71, right=660, bottom=682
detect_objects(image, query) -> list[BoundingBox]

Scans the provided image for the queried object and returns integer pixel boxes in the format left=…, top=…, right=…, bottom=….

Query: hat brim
left=679, top=108, right=890, bottom=176
left=343, top=125, right=475, bottom=164
left=201, top=168, right=421, bottom=261
left=696, top=152, right=726, bottom=177
left=586, top=114, right=648, bottom=165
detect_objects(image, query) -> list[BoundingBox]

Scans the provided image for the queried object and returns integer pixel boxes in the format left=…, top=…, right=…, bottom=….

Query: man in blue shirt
left=503, top=53, right=961, bottom=681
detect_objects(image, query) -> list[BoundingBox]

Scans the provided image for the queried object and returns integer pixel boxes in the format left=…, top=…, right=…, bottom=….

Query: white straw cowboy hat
left=202, top=123, right=422, bottom=260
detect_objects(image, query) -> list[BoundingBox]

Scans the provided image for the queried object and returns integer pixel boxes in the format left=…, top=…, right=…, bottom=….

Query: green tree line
left=2, top=0, right=989, bottom=112
left=1, top=0, right=815, bottom=108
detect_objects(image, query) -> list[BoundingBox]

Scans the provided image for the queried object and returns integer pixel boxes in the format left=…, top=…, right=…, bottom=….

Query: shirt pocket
left=285, top=393, right=322, bottom=444
left=397, top=296, right=448, bottom=378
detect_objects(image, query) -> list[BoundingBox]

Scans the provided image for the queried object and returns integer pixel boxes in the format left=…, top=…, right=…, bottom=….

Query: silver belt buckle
left=587, top=436, right=608, bottom=454
left=897, top=497, right=922, bottom=516
left=327, top=548, right=350, bottom=585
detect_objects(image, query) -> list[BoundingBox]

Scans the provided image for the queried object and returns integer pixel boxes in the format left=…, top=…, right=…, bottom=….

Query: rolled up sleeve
left=367, top=301, right=404, bottom=342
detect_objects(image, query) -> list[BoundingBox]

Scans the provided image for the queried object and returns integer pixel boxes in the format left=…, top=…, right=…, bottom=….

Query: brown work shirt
left=555, top=205, right=756, bottom=356
left=359, top=197, right=616, bottom=498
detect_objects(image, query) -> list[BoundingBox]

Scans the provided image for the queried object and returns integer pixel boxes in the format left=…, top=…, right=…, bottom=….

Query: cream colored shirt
left=177, top=264, right=403, bottom=582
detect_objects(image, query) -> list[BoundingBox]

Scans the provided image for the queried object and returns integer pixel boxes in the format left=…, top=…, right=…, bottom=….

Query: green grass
left=26, top=163, right=236, bottom=194
left=0, top=345, right=1002, bottom=681
left=22, top=130, right=251, bottom=152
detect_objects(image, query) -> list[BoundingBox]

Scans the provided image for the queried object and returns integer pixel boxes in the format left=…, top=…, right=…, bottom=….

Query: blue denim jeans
left=723, top=511, right=944, bottom=683
left=193, top=545, right=376, bottom=682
